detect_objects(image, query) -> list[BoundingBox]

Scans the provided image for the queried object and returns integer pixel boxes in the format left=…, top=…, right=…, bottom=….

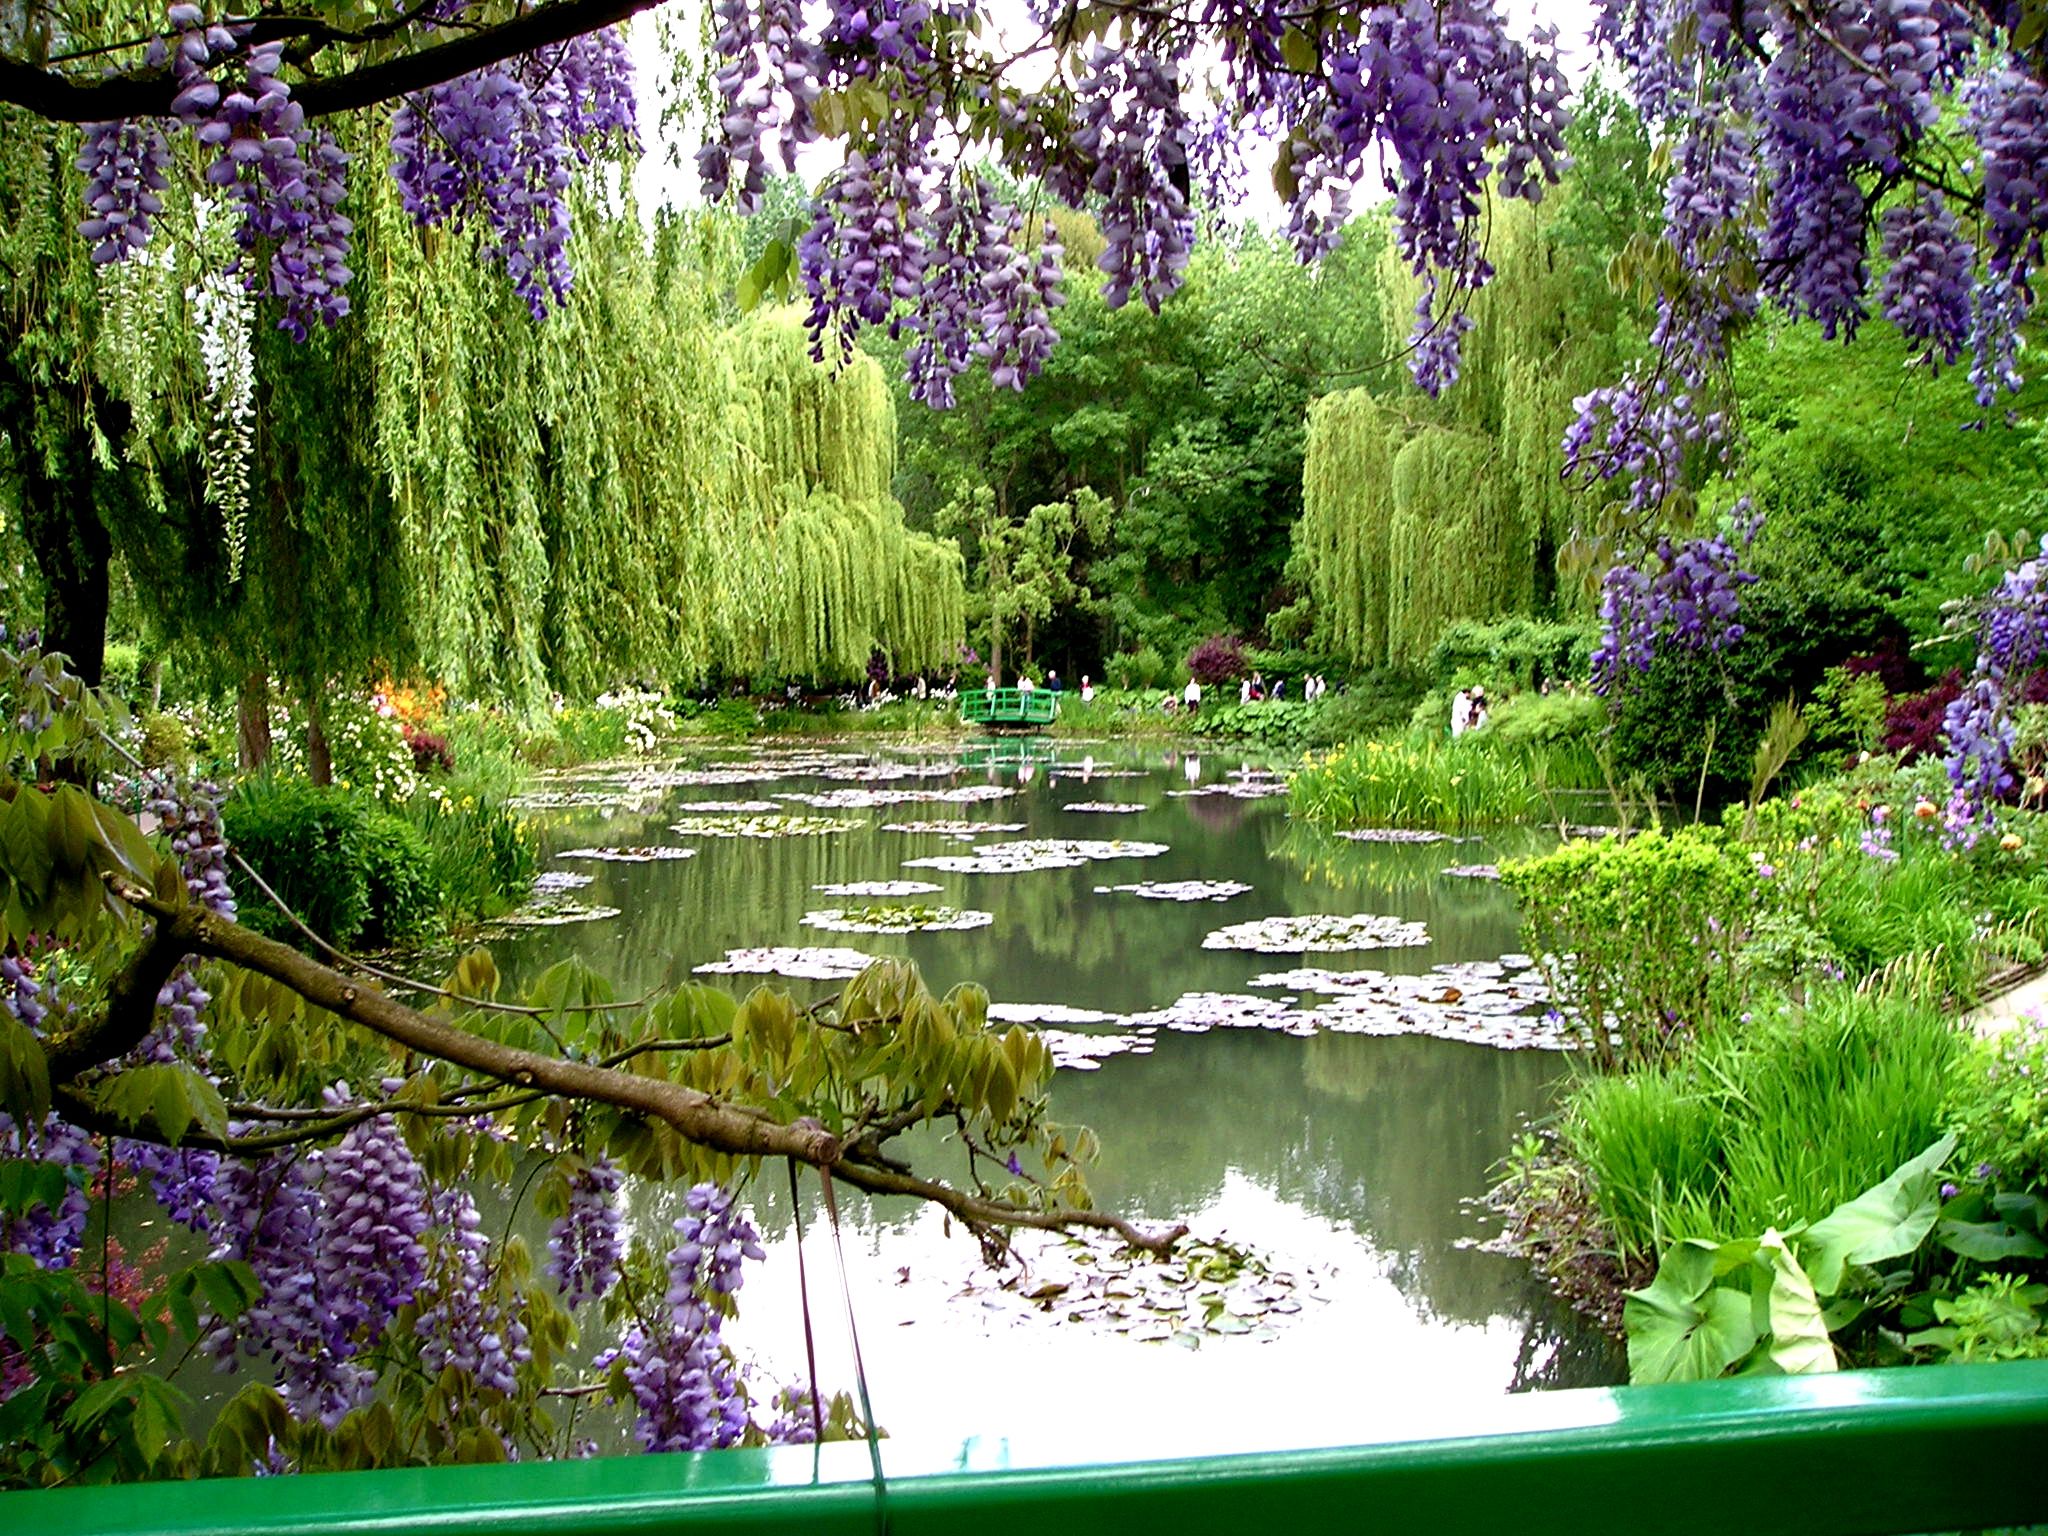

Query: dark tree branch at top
left=0, top=0, right=665, bottom=123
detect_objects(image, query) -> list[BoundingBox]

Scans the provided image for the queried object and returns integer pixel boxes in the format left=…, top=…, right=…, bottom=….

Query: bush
left=1563, top=985, right=1962, bottom=1257
left=1428, top=618, right=1596, bottom=693
left=1882, top=670, right=1961, bottom=762
left=224, top=777, right=375, bottom=945
left=1105, top=647, right=1167, bottom=690
left=1485, top=690, right=1605, bottom=751
left=1290, top=737, right=1541, bottom=833
left=1185, top=633, right=1248, bottom=686
left=401, top=725, right=455, bottom=775
left=358, top=811, right=439, bottom=946
left=138, top=710, right=195, bottom=774
left=1947, top=1012, right=2048, bottom=1196
left=1503, top=827, right=1757, bottom=1067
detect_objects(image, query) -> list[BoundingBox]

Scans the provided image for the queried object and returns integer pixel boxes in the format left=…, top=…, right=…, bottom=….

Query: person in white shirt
left=1240, top=677, right=1252, bottom=705
left=1080, top=675, right=1094, bottom=702
left=1451, top=688, right=1473, bottom=738
left=1018, top=674, right=1034, bottom=693
left=1183, top=677, right=1201, bottom=713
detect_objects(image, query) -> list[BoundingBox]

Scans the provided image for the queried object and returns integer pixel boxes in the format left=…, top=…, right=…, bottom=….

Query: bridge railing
left=960, top=686, right=1058, bottom=725
left=12, top=1360, right=2048, bottom=1536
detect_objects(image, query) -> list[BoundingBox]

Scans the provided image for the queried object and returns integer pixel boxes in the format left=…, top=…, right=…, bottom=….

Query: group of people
left=985, top=670, right=1098, bottom=704
left=1449, top=685, right=1490, bottom=738
left=1236, top=672, right=1328, bottom=705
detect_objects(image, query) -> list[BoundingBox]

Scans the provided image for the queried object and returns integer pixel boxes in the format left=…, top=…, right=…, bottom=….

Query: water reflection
left=488, top=738, right=1620, bottom=1453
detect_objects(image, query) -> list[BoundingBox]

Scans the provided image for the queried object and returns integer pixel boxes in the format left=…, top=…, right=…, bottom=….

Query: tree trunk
left=16, top=443, right=111, bottom=687
left=305, top=691, right=333, bottom=786
left=238, top=671, right=272, bottom=772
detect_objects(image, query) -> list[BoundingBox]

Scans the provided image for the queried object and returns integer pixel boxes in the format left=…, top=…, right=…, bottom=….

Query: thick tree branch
left=92, top=881, right=1187, bottom=1252
left=0, top=0, right=666, bottom=124
left=41, top=912, right=191, bottom=1085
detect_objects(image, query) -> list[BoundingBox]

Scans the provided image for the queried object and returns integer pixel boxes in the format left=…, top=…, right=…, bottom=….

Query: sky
left=624, top=0, right=1607, bottom=221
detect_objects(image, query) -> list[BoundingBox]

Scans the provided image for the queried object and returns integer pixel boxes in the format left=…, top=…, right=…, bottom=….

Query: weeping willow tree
left=365, top=181, right=962, bottom=699
left=1292, top=194, right=1629, bottom=671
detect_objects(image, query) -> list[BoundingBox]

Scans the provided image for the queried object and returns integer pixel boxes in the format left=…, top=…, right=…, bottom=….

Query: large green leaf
left=1758, top=1231, right=1837, bottom=1375
left=1802, top=1134, right=1955, bottom=1294
left=1624, top=1237, right=1761, bottom=1383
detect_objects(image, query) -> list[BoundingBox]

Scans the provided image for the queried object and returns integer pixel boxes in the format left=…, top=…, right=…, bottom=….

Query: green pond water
left=485, top=736, right=1623, bottom=1459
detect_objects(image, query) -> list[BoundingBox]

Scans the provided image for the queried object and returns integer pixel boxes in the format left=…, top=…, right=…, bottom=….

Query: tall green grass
left=1563, top=986, right=1963, bottom=1258
left=1290, top=738, right=1544, bottom=830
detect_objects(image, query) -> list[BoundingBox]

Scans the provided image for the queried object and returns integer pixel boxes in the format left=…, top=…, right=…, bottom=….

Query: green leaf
left=1936, top=1218, right=2048, bottom=1263
left=86, top=1063, right=225, bottom=1145
left=1759, top=1232, right=1837, bottom=1376
left=0, top=1157, right=69, bottom=1218
left=1623, top=1237, right=1761, bottom=1383
left=0, top=787, right=55, bottom=904
left=1279, top=25, right=1320, bottom=71
left=1802, top=1135, right=1955, bottom=1294
left=0, top=1011, right=52, bottom=1129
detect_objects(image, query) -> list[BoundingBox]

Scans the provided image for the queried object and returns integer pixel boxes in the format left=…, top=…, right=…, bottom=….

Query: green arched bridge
left=960, top=686, right=1058, bottom=728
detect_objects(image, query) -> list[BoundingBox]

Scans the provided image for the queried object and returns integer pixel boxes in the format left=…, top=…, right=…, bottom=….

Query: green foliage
left=1504, top=828, right=1756, bottom=1065
left=1428, top=618, right=1597, bottom=693
left=136, top=710, right=194, bottom=774
left=1566, top=991, right=1962, bottom=1262
left=222, top=777, right=375, bottom=944
left=1805, top=665, right=1891, bottom=757
left=1947, top=1018, right=2048, bottom=1194
left=1289, top=737, right=1544, bottom=832
left=1105, top=646, right=1168, bottom=690
left=1621, top=1135, right=1953, bottom=1384
left=359, top=810, right=439, bottom=946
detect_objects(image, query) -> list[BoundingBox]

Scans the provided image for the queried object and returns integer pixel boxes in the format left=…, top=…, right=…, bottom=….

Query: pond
left=487, top=736, right=1623, bottom=1460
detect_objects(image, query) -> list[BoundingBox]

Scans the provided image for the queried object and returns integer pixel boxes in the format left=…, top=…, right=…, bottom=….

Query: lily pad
left=1062, top=801, right=1148, bottom=814
left=985, top=1002, right=1122, bottom=1026
left=1037, top=1028, right=1155, bottom=1070
left=775, top=785, right=1018, bottom=809
left=812, top=880, right=946, bottom=897
left=555, top=845, right=699, bottom=863
left=1333, top=828, right=1452, bottom=844
left=884, top=820, right=1027, bottom=841
left=1125, top=992, right=1316, bottom=1036
left=532, top=870, right=595, bottom=894
left=669, top=813, right=862, bottom=839
left=1093, top=880, right=1252, bottom=902
left=677, top=799, right=783, bottom=813
left=800, top=904, right=994, bottom=934
left=1200, top=912, right=1430, bottom=954
left=497, top=897, right=623, bottom=927
left=906, top=838, right=1169, bottom=875
left=1442, top=863, right=1502, bottom=880
left=693, top=946, right=876, bottom=980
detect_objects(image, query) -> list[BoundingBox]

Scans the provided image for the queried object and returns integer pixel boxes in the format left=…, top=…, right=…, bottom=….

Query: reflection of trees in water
left=1505, top=1299, right=1626, bottom=1392
left=1054, top=1029, right=1591, bottom=1338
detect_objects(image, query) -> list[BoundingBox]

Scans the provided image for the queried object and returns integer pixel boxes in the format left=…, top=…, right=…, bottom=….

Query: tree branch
left=0, top=0, right=667, bottom=124
left=40, top=911, right=192, bottom=1085
left=90, top=881, right=1187, bottom=1252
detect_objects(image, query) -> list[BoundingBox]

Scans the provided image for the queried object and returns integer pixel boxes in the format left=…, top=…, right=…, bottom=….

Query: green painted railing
left=960, top=686, right=1058, bottom=726
left=13, top=1361, right=2048, bottom=1536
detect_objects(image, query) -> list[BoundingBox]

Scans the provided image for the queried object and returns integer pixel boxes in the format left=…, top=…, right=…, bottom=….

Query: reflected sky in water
left=490, top=737, right=1621, bottom=1453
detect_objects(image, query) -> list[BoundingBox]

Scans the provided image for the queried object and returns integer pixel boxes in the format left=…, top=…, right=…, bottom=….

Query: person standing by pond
left=1080, top=675, right=1094, bottom=702
left=1183, top=676, right=1201, bottom=714
left=1046, top=670, right=1062, bottom=694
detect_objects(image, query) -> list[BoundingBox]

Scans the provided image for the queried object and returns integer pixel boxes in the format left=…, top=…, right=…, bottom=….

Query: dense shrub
left=1105, top=646, right=1168, bottom=690
left=1882, top=670, right=1962, bottom=762
left=138, top=710, right=194, bottom=773
left=401, top=790, right=537, bottom=925
left=1563, top=986, right=1962, bottom=1257
left=358, top=811, right=439, bottom=945
left=1485, top=689, right=1606, bottom=751
left=401, top=725, right=456, bottom=775
left=1185, top=633, right=1249, bottom=686
left=1428, top=618, right=1596, bottom=693
left=225, top=778, right=443, bottom=947
left=1503, top=827, right=1758, bottom=1067
left=224, top=778, right=376, bottom=944
left=1290, top=738, right=1542, bottom=832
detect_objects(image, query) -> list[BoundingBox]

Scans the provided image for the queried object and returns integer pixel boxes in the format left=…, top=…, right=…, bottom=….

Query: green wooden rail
left=13, top=1361, right=2048, bottom=1536
left=960, top=686, right=1058, bottom=727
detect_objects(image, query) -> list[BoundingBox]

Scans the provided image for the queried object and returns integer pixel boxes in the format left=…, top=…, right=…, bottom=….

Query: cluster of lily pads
left=812, top=879, right=944, bottom=897
left=775, top=784, right=1018, bottom=809
left=968, top=1233, right=1318, bottom=1346
left=800, top=904, right=994, bottom=934
left=669, top=813, right=862, bottom=839
left=555, top=845, right=697, bottom=863
left=694, top=946, right=875, bottom=980
left=904, top=838, right=1170, bottom=875
left=1093, top=880, right=1252, bottom=903
left=883, top=819, right=1026, bottom=841
left=1199, top=913, right=1431, bottom=954
left=1062, top=801, right=1147, bottom=815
